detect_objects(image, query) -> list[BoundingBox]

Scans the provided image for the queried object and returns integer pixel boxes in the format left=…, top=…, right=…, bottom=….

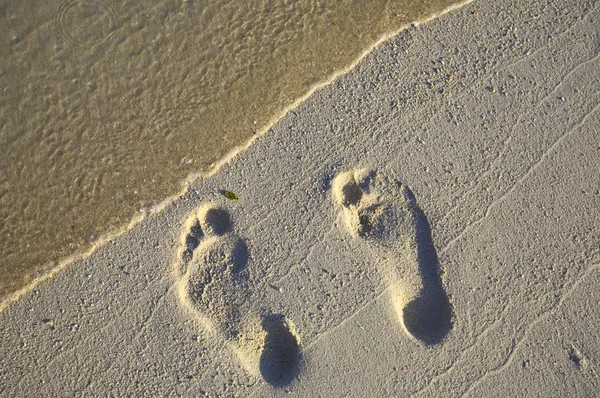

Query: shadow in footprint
left=402, top=187, right=453, bottom=346
left=333, top=170, right=454, bottom=346
left=230, top=239, right=250, bottom=274
left=259, top=314, right=300, bottom=388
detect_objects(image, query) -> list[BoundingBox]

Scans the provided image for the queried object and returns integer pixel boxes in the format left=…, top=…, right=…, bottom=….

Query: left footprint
left=174, top=203, right=300, bottom=385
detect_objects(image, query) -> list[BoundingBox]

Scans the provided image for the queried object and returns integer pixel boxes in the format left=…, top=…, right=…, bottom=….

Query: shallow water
left=0, top=0, right=466, bottom=301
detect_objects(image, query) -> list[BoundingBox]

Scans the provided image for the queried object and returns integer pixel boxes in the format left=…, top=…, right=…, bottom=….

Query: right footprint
left=174, top=203, right=301, bottom=386
left=333, top=169, right=453, bottom=345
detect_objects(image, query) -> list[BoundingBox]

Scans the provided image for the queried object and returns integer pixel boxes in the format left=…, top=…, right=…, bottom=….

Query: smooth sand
left=1, top=0, right=599, bottom=396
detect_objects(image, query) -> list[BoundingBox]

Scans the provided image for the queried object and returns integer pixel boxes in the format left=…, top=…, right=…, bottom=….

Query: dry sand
left=1, top=0, right=600, bottom=396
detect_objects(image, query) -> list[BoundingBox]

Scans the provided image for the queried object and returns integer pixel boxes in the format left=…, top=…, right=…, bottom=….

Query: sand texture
left=1, top=0, right=600, bottom=396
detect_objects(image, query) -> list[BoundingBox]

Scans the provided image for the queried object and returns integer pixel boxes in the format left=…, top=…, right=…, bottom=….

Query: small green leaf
left=224, top=190, right=240, bottom=201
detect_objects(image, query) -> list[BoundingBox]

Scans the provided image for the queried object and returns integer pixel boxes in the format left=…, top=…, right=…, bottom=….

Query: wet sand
left=1, top=0, right=599, bottom=396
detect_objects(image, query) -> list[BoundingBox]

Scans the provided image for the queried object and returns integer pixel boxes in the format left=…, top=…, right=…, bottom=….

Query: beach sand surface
left=1, top=0, right=599, bottom=396
left=0, top=0, right=464, bottom=302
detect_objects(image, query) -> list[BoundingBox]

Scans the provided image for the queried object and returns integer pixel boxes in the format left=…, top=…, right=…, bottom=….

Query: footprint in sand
left=333, top=169, right=453, bottom=345
left=174, top=203, right=300, bottom=386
